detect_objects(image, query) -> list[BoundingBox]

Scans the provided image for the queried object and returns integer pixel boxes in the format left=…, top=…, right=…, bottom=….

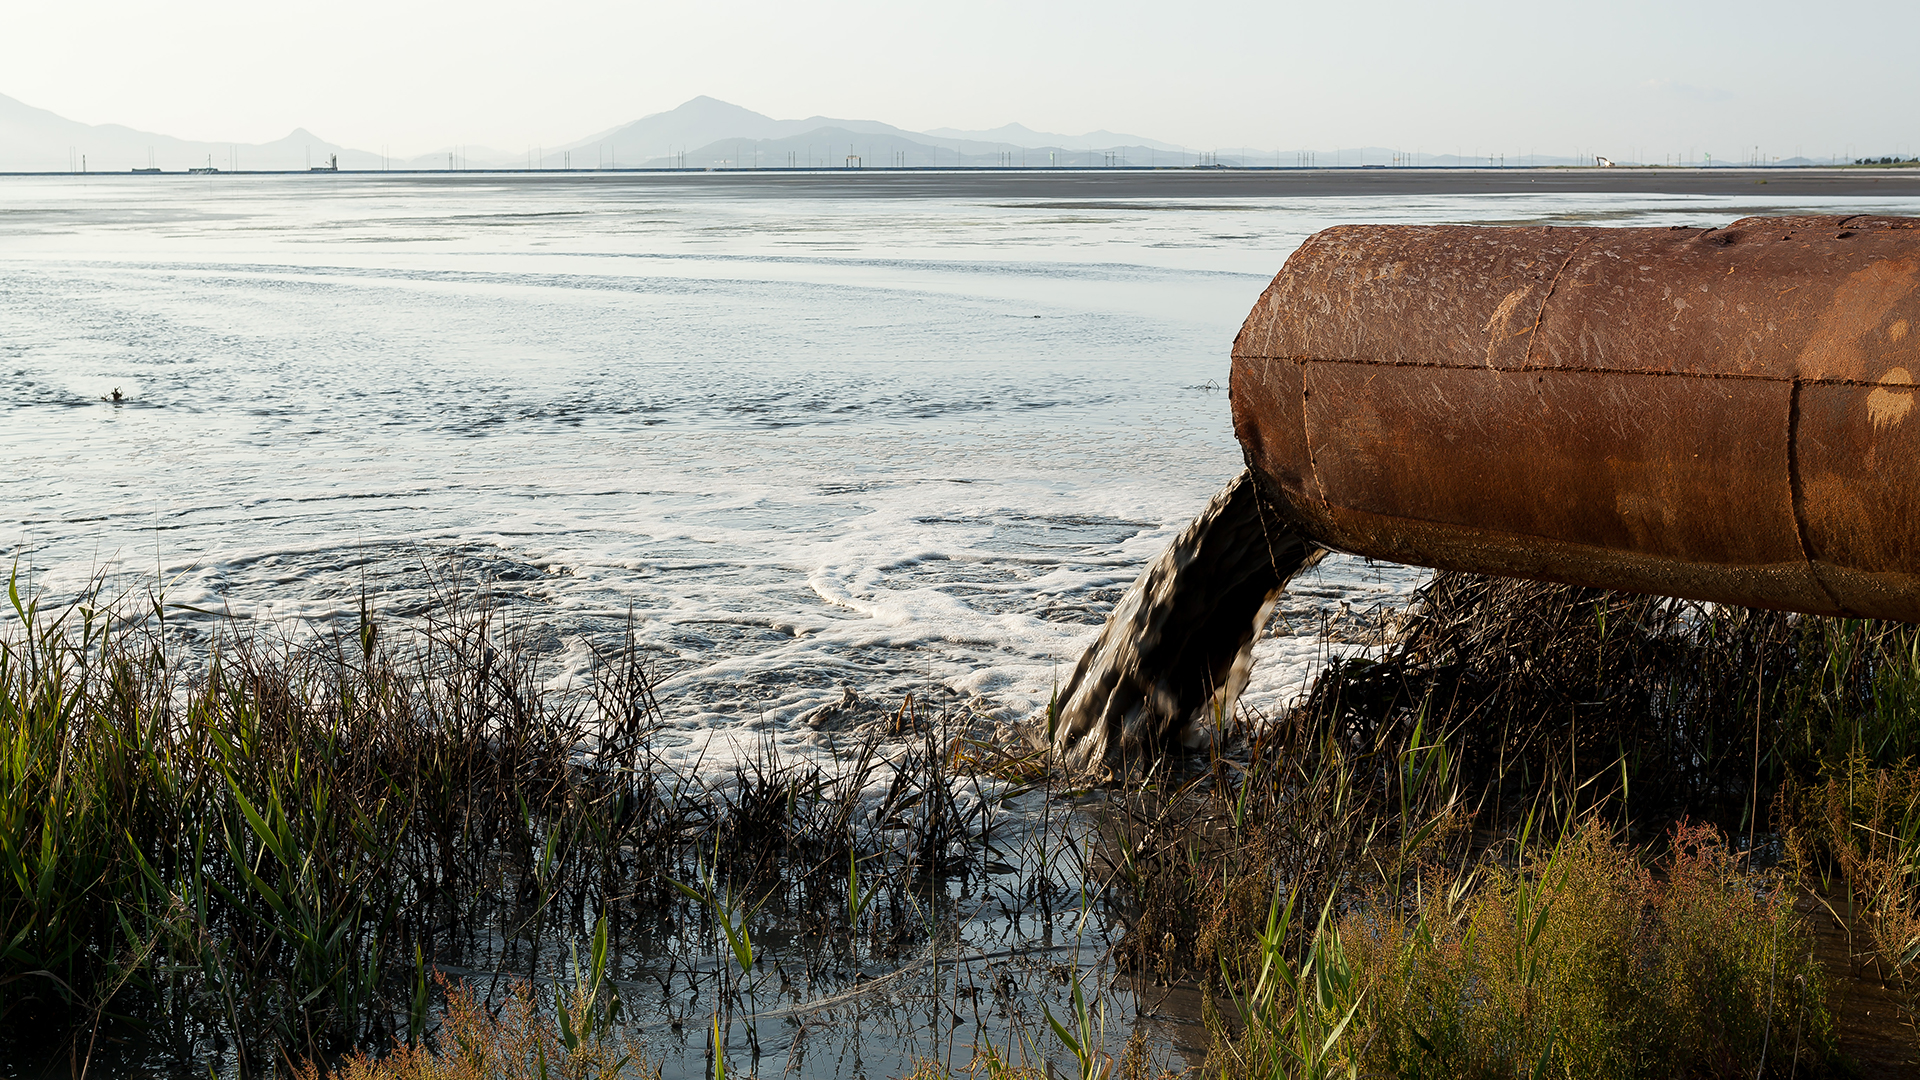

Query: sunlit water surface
left=7, top=174, right=1917, bottom=767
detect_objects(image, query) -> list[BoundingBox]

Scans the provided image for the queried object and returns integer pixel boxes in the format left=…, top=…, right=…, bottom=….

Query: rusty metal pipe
left=1231, top=214, right=1920, bottom=622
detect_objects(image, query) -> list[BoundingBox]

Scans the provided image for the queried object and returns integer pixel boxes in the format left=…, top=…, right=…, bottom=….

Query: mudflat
left=363, top=165, right=1920, bottom=200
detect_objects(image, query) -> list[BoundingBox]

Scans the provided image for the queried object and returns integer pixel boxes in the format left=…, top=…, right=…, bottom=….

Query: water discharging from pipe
left=1050, top=470, right=1321, bottom=773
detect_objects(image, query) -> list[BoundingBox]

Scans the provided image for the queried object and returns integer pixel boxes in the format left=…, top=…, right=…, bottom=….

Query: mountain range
left=0, top=92, right=1215, bottom=172
left=0, top=91, right=375, bottom=172
left=1, top=92, right=1661, bottom=172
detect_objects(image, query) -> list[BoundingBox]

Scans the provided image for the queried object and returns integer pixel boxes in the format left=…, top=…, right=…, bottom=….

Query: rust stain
left=1793, top=257, right=1920, bottom=381
left=1867, top=368, right=1914, bottom=430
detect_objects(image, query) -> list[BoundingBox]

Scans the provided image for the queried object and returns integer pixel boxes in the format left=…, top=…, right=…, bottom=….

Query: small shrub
left=295, top=972, right=656, bottom=1080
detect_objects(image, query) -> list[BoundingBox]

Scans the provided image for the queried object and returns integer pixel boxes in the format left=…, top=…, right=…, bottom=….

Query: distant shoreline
left=7, top=165, right=1920, bottom=200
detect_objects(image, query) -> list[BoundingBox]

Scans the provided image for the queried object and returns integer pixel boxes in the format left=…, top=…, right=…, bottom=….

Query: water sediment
left=1050, top=470, right=1320, bottom=772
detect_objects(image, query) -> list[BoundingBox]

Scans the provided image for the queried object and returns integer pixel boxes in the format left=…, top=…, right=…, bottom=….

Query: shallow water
left=7, top=173, right=1917, bottom=767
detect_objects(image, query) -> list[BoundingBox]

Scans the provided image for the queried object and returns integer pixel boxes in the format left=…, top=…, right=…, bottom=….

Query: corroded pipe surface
left=1231, top=214, right=1920, bottom=622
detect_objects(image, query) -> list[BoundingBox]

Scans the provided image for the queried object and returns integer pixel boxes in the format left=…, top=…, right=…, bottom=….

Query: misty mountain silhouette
left=0, top=92, right=379, bottom=172
left=0, top=90, right=1599, bottom=172
left=551, top=97, right=1197, bottom=169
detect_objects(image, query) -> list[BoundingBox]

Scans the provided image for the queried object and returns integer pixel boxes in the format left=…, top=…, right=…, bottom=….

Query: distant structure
left=311, top=153, right=338, bottom=172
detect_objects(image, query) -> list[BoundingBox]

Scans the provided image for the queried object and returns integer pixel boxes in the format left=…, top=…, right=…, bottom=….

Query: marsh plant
left=1096, top=570, right=1920, bottom=1078
left=0, top=569, right=996, bottom=1075
left=8, top=562, right=1920, bottom=1077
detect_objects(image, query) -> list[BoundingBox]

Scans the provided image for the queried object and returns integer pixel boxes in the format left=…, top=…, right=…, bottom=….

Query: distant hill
left=0, top=92, right=383, bottom=172
left=548, top=98, right=1205, bottom=170
left=614, top=125, right=1173, bottom=170
left=0, top=90, right=1679, bottom=173
left=550, top=96, right=940, bottom=168
left=924, top=122, right=1183, bottom=154
left=394, top=145, right=522, bottom=171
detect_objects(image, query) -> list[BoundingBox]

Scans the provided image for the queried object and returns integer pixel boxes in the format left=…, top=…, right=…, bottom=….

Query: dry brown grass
left=294, top=973, right=656, bottom=1080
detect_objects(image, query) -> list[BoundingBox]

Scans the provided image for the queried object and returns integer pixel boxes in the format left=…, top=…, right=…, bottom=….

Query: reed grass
left=1781, top=747, right=1920, bottom=1038
left=9, top=562, right=1920, bottom=1077
left=0, top=569, right=994, bottom=1074
left=1297, top=571, right=1920, bottom=832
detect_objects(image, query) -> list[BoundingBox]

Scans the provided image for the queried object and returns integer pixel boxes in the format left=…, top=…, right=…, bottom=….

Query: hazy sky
left=5, top=0, right=1916, bottom=160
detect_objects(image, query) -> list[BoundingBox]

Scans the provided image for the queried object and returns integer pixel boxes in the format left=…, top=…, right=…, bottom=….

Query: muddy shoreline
left=70, top=165, right=1912, bottom=201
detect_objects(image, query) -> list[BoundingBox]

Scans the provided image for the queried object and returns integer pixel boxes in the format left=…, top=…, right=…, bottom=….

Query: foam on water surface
left=6, top=175, right=1917, bottom=771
